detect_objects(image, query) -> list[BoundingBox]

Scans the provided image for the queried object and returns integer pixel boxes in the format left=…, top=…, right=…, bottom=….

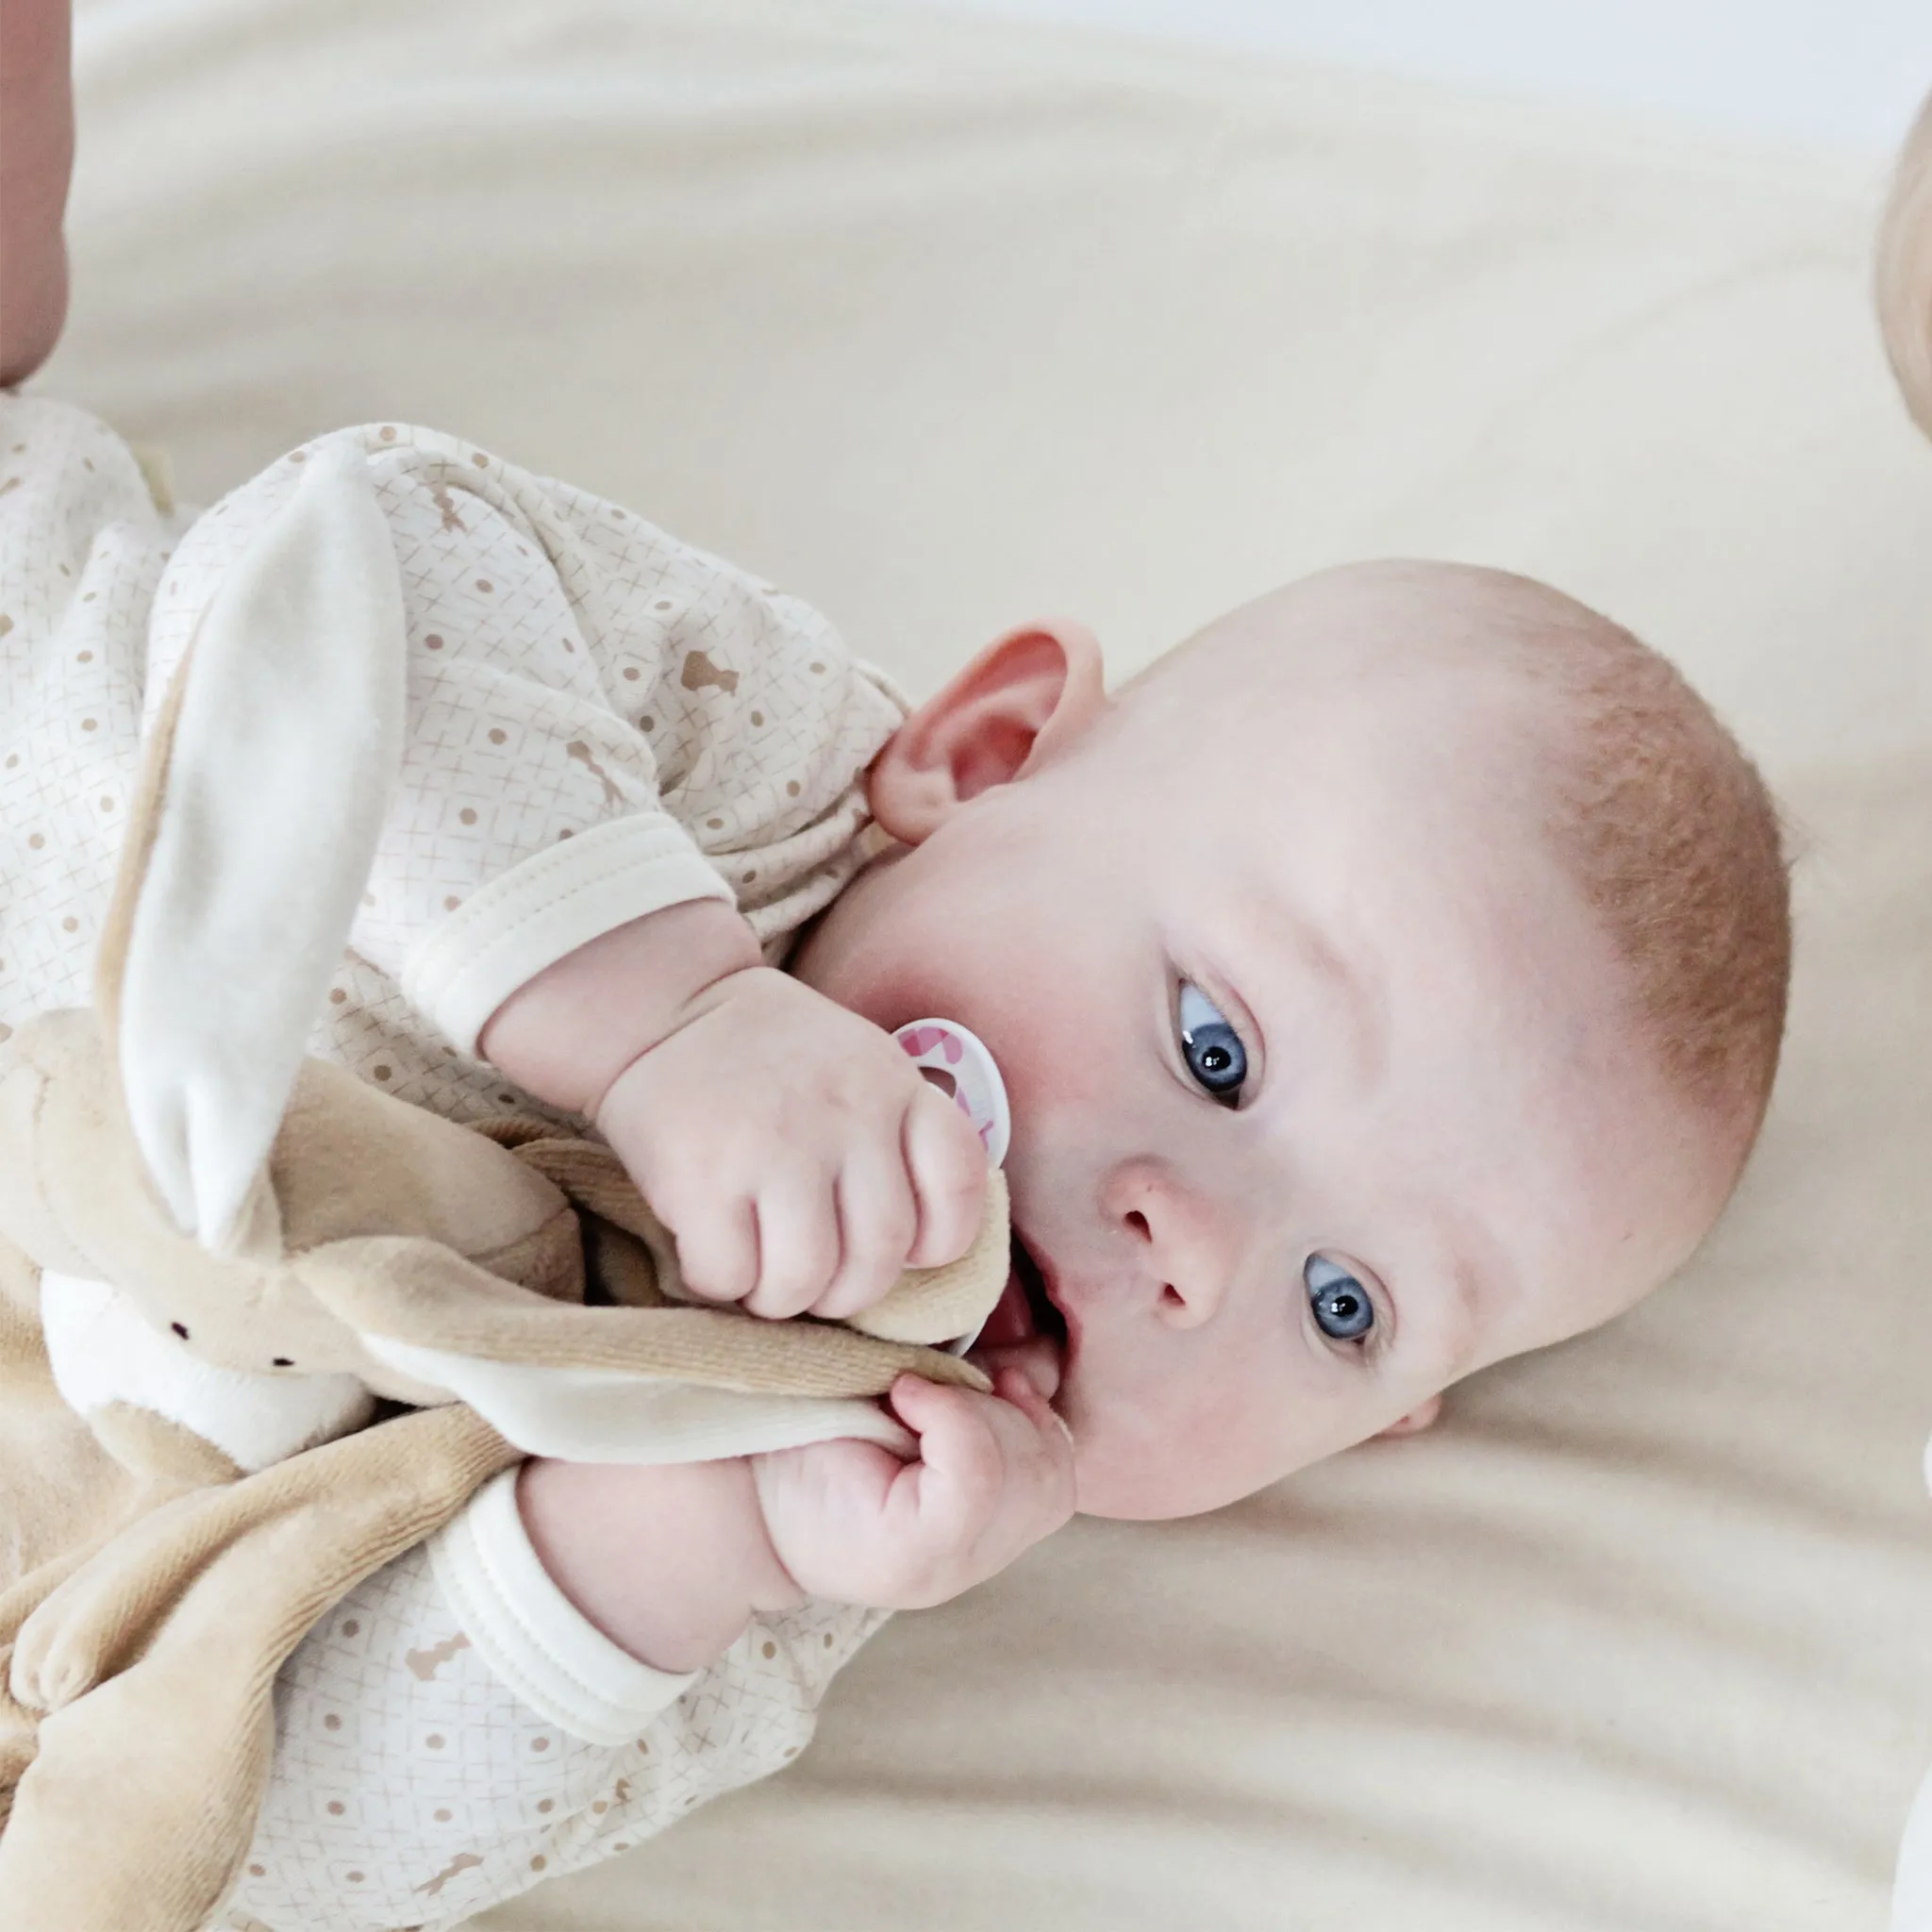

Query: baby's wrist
left=516, top=1457, right=804, bottom=1675
left=478, top=897, right=763, bottom=1116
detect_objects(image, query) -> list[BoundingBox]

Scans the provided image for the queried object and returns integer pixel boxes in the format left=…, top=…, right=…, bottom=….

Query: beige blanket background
left=34, top=0, right=1932, bottom=1924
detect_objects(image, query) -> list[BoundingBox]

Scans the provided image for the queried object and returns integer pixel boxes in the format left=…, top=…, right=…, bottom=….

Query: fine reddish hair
left=1138, top=559, right=1792, bottom=1178
left=1491, top=576, right=1791, bottom=1171
left=1879, top=90, right=1932, bottom=439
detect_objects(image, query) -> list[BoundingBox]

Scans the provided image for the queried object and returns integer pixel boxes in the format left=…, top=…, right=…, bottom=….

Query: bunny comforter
left=0, top=394, right=1009, bottom=1931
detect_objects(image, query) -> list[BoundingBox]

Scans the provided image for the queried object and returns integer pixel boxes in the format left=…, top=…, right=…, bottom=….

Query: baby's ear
left=1375, top=1393, right=1443, bottom=1439
left=867, top=619, right=1106, bottom=845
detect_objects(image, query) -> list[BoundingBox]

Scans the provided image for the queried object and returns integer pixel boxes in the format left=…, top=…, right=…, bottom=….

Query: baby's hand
left=751, top=1370, right=1076, bottom=1609
left=595, top=966, right=988, bottom=1321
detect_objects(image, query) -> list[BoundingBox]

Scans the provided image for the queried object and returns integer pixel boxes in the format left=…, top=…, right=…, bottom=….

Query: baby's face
left=794, top=618, right=1724, bottom=1519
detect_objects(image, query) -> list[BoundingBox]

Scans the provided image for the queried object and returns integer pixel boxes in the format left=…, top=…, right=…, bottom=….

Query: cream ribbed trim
left=426, top=1469, right=697, bottom=1746
left=402, top=812, right=734, bottom=1058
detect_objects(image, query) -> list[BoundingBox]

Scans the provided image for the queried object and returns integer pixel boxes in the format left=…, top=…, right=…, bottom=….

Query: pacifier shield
left=892, top=1019, right=1010, bottom=1169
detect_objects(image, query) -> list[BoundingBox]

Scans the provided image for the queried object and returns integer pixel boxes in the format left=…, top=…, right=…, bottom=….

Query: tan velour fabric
left=0, top=1001, right=1007, bottom=1932
left=0, top=983, right=1006, bottom=1930
left=30, top=1, right=1932, bottom=1928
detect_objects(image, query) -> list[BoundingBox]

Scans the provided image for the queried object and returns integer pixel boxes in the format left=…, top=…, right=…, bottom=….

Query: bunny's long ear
left=104, top=438, right=407, bottom=1253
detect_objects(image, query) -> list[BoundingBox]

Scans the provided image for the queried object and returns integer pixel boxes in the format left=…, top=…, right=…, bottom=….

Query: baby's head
left=1879, top=87, right=1932, bottom=439
left=793, top=560, right=1789, bottom=1518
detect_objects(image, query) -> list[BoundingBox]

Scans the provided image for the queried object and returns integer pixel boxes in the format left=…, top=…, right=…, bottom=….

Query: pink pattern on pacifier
left=895, top=1024, right=963, bottom=1064
left=892, top=1018, right=1010, bottom=1168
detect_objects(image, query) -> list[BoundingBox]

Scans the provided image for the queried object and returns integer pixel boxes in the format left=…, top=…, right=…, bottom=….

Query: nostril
left=1158, top=1283, right=1184, bottom=1309
left=1125, top=1209, right=1151, bottom=1241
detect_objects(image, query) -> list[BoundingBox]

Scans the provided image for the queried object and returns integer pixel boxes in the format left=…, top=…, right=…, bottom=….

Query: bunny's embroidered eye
left=1176, top=981, right=1246, bottom=1106
left=1305, top=1256, right=1374, bottom=1341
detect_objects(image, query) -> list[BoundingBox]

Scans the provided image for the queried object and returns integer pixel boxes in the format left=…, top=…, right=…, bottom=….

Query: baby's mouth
left=973, top=1224, right=1069, bottom=1362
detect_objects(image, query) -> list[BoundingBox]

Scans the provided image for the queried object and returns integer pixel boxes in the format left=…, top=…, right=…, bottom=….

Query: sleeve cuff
left=425, top=1468, right=698, bottom=1746
left=401, top=811, right=735, bottom=1058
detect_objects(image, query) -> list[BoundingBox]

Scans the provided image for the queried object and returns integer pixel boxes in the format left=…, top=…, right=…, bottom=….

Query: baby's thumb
left=992, top=1366, right=1076, bottom=1457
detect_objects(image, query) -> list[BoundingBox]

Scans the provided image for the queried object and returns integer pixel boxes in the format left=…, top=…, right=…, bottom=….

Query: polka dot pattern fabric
left=0, top=394, right=906, bottom=1124
left=211, top=1546, right=887, bottom=1931
left=0, top=397, right=175, bottom=1030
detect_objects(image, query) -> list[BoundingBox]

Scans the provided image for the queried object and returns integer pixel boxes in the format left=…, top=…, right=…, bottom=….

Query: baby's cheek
left=1091, top=1336, right=1316, bottom=1513
left=992, top=1003, right=1131, bottom=1116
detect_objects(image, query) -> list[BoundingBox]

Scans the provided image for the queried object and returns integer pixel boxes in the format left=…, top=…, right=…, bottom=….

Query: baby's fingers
left=890, top=1372, right=1075, bottom=1536
left=662, top=1192, right=760, bottom=1307
left=809, top=1137, right=920, bottom=1322
left=989, top=1365, right=1077, bottom=1465
left=902, top=1082, right=989, bottom=1270
left=888, top=1375, right=1007, bottom=1507
left=738, top=1174, right=845, bottom=1320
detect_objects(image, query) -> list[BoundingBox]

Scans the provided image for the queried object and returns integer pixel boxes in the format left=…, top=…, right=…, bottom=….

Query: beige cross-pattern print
left=210, top=1545, right=888, bottom=1932
left=0, top=394, right=908, bottom=1931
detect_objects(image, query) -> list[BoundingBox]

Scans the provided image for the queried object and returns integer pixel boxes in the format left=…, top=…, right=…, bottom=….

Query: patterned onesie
left=0, top=391, right=908, bottom=1930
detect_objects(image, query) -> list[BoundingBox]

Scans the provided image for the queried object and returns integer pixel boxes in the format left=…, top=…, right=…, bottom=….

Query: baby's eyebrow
left=1298, top=914, right=1386, bottom=1090
left=1437, top=1211, right=1515, bottom=1379
left=1237, top=882, right=1387, bottom=1092
left=1442, top=1254, right=1485, bottom=1377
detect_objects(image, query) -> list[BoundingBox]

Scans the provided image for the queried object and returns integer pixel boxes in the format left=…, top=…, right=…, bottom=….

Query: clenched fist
left=752, top=1367, right=1076, bottom=1609
left=596, top=965, right=989, bottom=1321
left=480, top=899, right=991, bottom=1324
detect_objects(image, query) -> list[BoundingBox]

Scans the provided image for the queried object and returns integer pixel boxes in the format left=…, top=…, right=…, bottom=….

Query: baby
left=1874, top=84, right=1932, bottom=1932
left=0, top=8, right=1790, bottom=1929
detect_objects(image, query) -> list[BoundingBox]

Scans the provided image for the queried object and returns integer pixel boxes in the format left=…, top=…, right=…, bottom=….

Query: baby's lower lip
left=975, top=1261, right=1041, bottom=1351
left=971, top=1230, right=1071, bottom=1373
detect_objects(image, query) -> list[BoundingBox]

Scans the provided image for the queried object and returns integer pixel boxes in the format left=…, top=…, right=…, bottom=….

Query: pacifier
left=891, top=1019, right=1010, bottom=1169
left=891, top=1019, right=1010, bottom=1359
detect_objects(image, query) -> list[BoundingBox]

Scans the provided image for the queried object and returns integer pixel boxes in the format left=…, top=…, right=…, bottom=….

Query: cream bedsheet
left=36, top=1, right=1932, bottom=1925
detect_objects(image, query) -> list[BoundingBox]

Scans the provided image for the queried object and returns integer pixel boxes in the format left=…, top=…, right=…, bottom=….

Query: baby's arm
left=0, top=0, right=73, bottom=387
left=225, top=1524, right=890, bottom=1931
left=514, top=1454, right=803, bottom=1673
left=147, top=423, right=989, bottom=1325
left=479, top=896, right=987, bottom=1323
left=519, top=1363, right=1075, bottom=1671
left=225, top=1377, right=1072, bottom=1928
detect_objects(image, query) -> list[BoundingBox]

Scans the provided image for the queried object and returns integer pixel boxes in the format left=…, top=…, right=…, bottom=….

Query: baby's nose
left=1104, top=1160, right=1229, bottom=1328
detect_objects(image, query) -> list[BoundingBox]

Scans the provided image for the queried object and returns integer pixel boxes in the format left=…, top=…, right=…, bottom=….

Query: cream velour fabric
left=34, top=1, right=1932, bottom=1927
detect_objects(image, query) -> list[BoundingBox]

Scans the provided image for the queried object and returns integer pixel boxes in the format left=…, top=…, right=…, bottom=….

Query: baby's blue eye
left=1177, top=981, right=1246, bottom=1106
left=1305, top=1256, right=1374, bottom=1341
